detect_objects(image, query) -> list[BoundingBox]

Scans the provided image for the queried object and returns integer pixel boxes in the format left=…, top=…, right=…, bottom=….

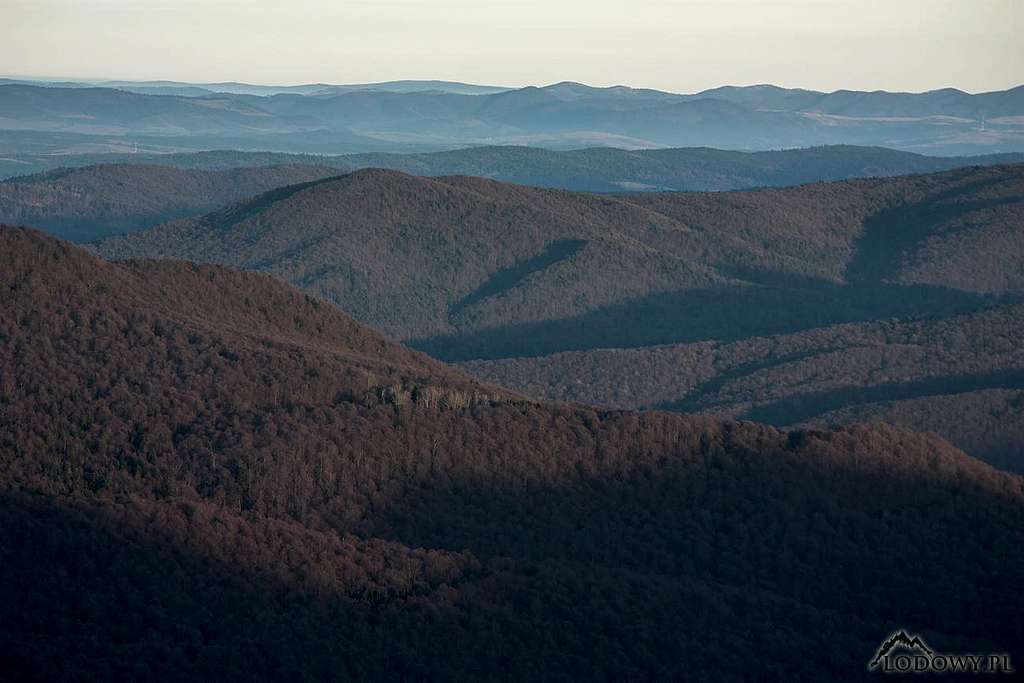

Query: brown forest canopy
left=94, top=163, right=1024, bottom=472
left=462, top=304, right=1024, bottom=473
left=1, top=226, right=1023, bottom=680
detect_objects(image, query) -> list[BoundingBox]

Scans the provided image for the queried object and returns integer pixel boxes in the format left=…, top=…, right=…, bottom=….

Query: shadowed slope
left=89, top=166, right=1024, bottom=475
left=3, top=227, right=1024, bottom=678
left=95, top=169, right=729, bottom=339
left=462, top=304, right=1024, bottom=471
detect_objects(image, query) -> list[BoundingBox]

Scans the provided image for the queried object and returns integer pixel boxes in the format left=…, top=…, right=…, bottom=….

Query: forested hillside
left=344, top=145, right=1024, bottom=192
left=462, top=305, right=1024, bottom=472
left=7, top=146, right=1022, bottom=244
left=97, top=164, right=1024, bottom=339
left=2, top=227, right=1022, bottom=680
left=3, top=143, right=1022, bottom=193
left=0, top=163, right=339, bottom=241
left=93, top=164, right=1024, bottom=471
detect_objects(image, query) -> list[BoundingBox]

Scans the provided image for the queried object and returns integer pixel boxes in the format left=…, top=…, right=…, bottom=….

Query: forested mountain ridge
left=7, top=146, right=1022, bottom=243
left=2, top=226, right=1023, bottom=679
left=1, top=225, right=496, bottom=408
left=98, top=167, right=731, bottom=340
left=344, top=144, right=1024, bottom=192
left=93, top=163, right=1024, bottom=473
left=4, top=143, right=1023, bottom=190
left=0, top=163, right=340, bottom=241
left=96, top=163, right=1024, bottom=341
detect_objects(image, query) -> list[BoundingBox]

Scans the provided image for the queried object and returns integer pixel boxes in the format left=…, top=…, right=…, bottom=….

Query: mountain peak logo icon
left=870, top=631, right=934, bottom=669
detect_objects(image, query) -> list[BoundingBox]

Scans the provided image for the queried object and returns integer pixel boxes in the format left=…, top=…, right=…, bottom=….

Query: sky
left=3, top=0, right=1022, bottom=93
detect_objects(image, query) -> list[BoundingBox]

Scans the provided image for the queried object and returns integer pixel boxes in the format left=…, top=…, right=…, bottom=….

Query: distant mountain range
left=0, top=77, right=514, bottom=97
left=93, top=163, right=1024, bottom=471
left=3, top=225, right=1022, bottom=679
left=1, top=79, right=1022, bottom=156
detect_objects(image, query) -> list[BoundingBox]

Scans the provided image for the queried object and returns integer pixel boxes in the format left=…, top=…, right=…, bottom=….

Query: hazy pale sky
left=4, top=0, right=1022, bottom=93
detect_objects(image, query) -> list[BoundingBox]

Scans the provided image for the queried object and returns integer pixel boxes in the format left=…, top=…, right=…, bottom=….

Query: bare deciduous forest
left=4, top=2, right=1024, bottom=678
left=91, top=164, right=1024, bottom=472
left=2, top=227, right=1022, bottom=680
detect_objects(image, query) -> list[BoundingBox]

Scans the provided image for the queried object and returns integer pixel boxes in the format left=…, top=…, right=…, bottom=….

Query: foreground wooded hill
left=93, top=164, right=1024, bottom=470
left=2, top=227, right=1022, bottom=680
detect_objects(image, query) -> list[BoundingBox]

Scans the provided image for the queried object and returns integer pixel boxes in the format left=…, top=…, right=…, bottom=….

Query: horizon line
left=2, top=73, right=1022, bottom=98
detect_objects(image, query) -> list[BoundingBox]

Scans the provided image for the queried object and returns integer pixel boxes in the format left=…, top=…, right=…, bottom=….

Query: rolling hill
left=94, top=164, right=1024, bottom=471
left=4, top=144, right=1023, bottom=195
left=96, top=164, right=1024, bottom=340
left=3, top=226, right=1022, bottom=679
left=0, top=163, right=340, bottom=241
left=341, top=144, right=1024, bottom=192
left=7, top=145, right=1024, bottom=241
